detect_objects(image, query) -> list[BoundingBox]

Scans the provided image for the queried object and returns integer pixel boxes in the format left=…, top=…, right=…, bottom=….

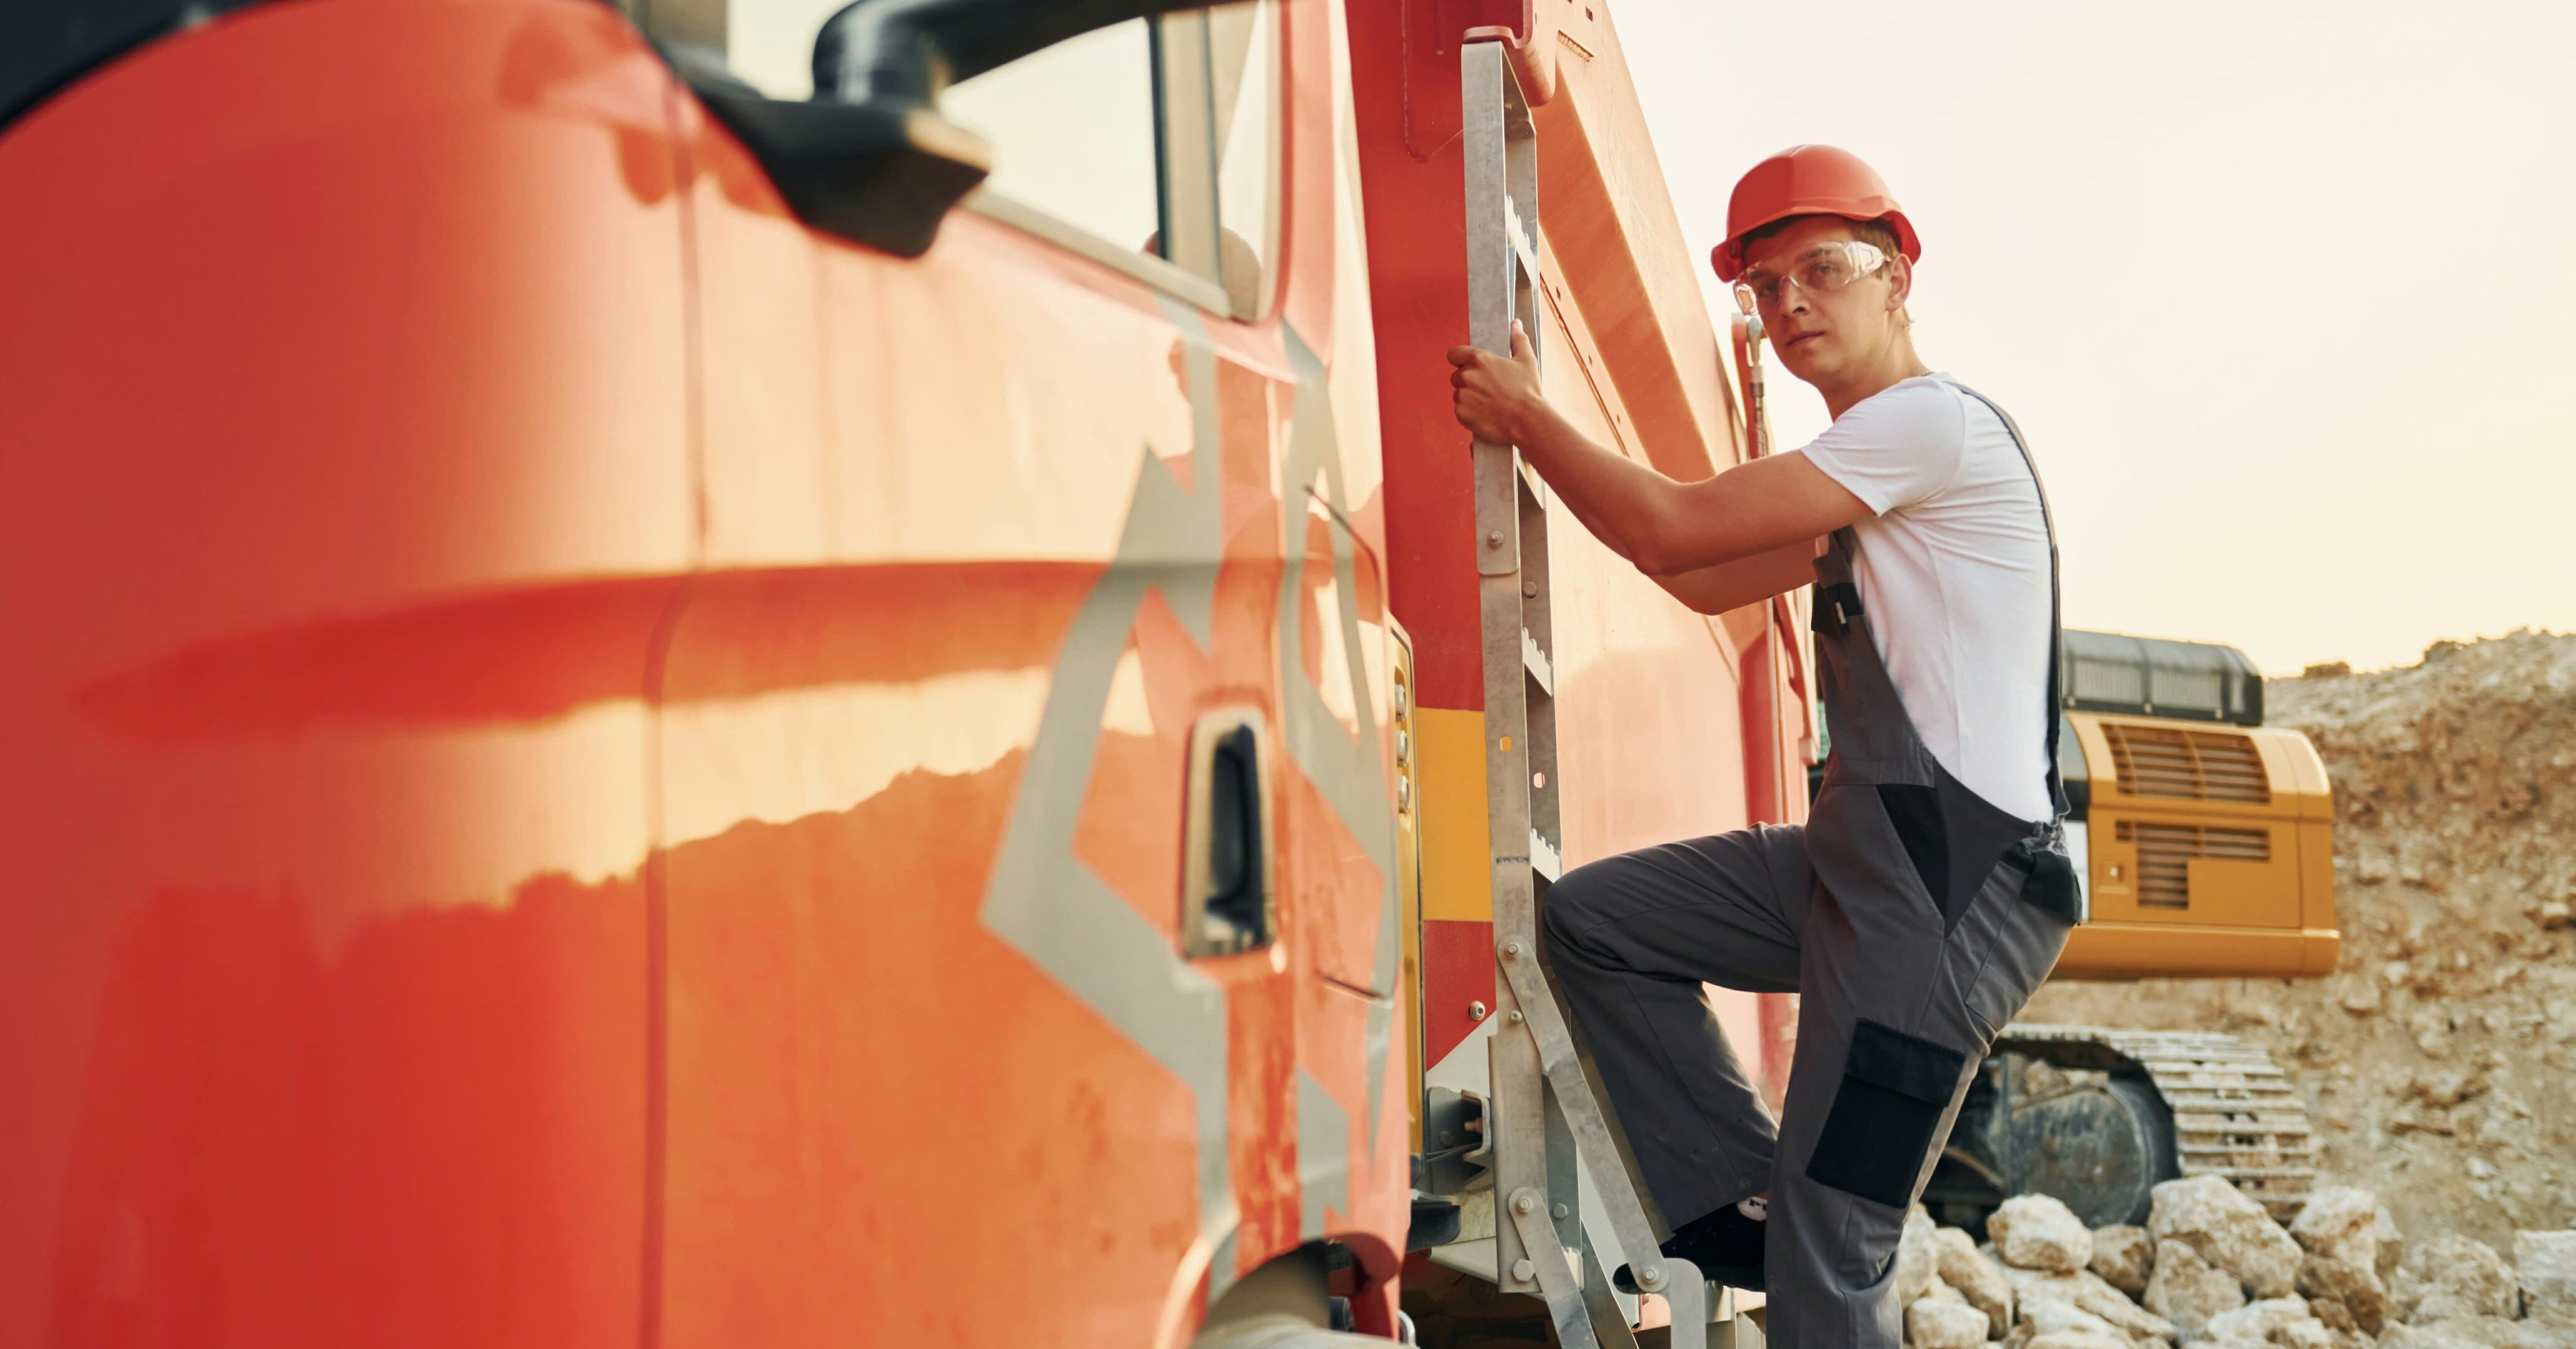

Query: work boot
left=1612, top=1198, right=1767, bottom=1293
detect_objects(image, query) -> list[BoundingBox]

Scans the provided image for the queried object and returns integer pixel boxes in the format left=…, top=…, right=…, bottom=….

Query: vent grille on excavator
left=2115, top=820, right=2271, bottom=908
left=2102, top=724, right=2271, bottom=804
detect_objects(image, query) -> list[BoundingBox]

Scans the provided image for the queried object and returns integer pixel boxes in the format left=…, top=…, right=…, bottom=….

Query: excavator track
left=1998, top=1023, right=2317, bottom=1220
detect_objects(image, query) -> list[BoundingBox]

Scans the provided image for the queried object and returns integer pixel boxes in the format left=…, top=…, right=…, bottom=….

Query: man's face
left=1738, top=217, right=1903, bottom=385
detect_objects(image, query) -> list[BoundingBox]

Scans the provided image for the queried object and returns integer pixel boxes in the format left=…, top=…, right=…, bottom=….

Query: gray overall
left=1543, top=385, right=2077, bottom=1348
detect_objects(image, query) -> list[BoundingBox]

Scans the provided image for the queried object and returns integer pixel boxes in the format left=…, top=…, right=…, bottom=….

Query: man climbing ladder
left=1447, top=145, right=2083, bottom=1349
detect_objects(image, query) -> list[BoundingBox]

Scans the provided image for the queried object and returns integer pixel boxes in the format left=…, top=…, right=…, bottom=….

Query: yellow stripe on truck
left=1415, top=707, right=1496, bottom=922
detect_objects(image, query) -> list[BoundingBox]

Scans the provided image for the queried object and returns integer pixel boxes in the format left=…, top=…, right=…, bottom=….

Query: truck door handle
left=1184, top=710, right=1273, bottom=958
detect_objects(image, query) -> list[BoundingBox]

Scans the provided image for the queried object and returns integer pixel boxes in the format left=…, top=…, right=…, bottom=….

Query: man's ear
left=1884, top=255, right=1914, bottom=311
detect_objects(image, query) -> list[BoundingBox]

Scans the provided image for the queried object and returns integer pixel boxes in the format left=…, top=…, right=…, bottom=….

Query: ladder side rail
left=1461, top=37, right=1548, bottom=1303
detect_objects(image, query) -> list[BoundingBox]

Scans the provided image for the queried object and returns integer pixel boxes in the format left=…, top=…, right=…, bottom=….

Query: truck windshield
left=1, top=0, right=258, bottom=129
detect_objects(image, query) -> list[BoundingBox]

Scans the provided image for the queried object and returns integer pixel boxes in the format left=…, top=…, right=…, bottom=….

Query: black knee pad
left=1805, top=1019, right=1967, bottom=1209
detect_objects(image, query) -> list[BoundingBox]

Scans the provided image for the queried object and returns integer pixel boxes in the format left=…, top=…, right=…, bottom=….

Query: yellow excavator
left=1923, top=629, right=2336, bottom=1229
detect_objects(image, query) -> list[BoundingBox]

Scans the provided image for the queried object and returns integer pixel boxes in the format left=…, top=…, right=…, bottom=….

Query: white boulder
left=2299, top=1251, right=2390, bottom=1335
left=2519, top=1230, right=2576, bottom=1325
left=2150, top=1175, right=2306, bottom=1299
left=2021, top=1293, right=2124, bottom=1342
left=2403, top=1235, right=2520, bottom=1323
left=2393, top=1318, right=2576, bottom=1349
left=2271, top=1318, right=2368, bottom=1349
left=1908, top=1297, right=1992, bottom=1349
left=2027, top=1334, right=2132, bottom=1349
left=2092, top=1225, right=2156, bottom=1297
left=2378, top=1326, right=2497, bottom=1349
left=1995, top=1194, right=2098, bottom=1275
left=2291, top=1187, right=2389, bottom=1272
left=2005, top=1266, right=2178, bottom=1342
left=2203, top=1295, right=2314, bottom=1343
left=1934, top=1225, right=2017, bottom=1338
left=2144, top=1238, right=2246, bottom=1340
left=1896, top=1204, right=1941, bottom=1305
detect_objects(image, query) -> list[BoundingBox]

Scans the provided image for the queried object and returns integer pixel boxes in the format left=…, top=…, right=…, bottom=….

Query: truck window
left=942, top=21, right=1163, bottom=265
left=650, top=0, right=1278, bottom=318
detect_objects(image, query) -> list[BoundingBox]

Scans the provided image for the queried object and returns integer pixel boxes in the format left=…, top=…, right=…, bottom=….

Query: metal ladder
left=1460, top=40, right=1752, bottom=1349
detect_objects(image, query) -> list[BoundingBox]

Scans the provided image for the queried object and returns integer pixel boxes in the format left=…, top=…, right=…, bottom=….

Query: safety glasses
left=1732, top=238, right=1890, bottom=314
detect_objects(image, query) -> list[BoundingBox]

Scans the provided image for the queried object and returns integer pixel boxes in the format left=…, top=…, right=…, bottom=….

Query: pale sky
left=1611, top=0, right=2576, bottom=675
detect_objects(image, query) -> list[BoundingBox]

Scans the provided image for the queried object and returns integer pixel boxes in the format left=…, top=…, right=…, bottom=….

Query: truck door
left=627, top=2, right=1397, bottom=1340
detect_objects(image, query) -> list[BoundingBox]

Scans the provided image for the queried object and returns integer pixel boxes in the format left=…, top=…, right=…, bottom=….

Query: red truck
left=0, top=0, right=1930, bottom=1343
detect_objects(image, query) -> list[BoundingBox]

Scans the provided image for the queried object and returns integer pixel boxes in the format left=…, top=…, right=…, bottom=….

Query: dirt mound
left=2023, top=630, right=2576, bottom=1250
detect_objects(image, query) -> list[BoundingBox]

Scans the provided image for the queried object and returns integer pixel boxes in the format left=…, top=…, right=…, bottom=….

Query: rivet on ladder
left=1512, top=1258, right=1536, bottom=1282
left=1487, top=531, right=1505, bottom=547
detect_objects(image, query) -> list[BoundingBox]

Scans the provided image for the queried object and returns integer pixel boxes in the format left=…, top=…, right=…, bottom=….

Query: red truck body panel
left=0, top=4, right=688, bottom=1343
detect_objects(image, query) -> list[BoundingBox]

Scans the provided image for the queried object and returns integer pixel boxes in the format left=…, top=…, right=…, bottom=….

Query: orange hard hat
left=1710, top=144, right=1921, bottom=282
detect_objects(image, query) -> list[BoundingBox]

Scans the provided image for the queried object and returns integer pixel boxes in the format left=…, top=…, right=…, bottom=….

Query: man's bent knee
left=1541, top=857, right=1623, bottom=963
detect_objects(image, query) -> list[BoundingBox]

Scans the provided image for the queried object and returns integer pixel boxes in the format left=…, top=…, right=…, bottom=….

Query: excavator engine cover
left=2049, top=630, right=2338, bottom=980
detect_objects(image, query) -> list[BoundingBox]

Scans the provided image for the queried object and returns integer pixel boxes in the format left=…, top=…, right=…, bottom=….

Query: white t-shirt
left=1794, top=373, right=2055, bottom=823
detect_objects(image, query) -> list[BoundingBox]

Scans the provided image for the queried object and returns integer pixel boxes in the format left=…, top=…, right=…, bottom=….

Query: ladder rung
left=1518, top=454, right=1548, bottom=503
left=1503, top=198, right=1541, bottom=282
left=1523, top=629, right=1554, bottom=695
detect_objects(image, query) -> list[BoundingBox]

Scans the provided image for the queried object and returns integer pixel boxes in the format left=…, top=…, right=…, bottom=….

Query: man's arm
left=1448, top=323, right=1871, bottom=578
left=1648, top=539, right=1823, bottom=616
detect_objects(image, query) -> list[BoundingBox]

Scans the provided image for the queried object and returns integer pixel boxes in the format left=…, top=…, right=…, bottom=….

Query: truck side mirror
left=680, top=0, right=1203, bottom=258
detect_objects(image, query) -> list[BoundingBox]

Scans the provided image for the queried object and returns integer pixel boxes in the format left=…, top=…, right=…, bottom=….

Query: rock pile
left=1892, top=1187, right=2576, bottom=1348
left=2023, top=631, right=2576, bottom=1247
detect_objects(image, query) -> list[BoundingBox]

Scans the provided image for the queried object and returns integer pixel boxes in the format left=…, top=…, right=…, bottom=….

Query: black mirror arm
left=686, top=85, right=992, bottom=260
left=812, top=0, right=948, bottom=104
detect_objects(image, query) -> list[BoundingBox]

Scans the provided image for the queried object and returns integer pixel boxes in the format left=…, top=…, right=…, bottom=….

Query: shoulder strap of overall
left=1945, top=381, right=2071, bottom=824
left=1812, top=527, right=1865, bottom=635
